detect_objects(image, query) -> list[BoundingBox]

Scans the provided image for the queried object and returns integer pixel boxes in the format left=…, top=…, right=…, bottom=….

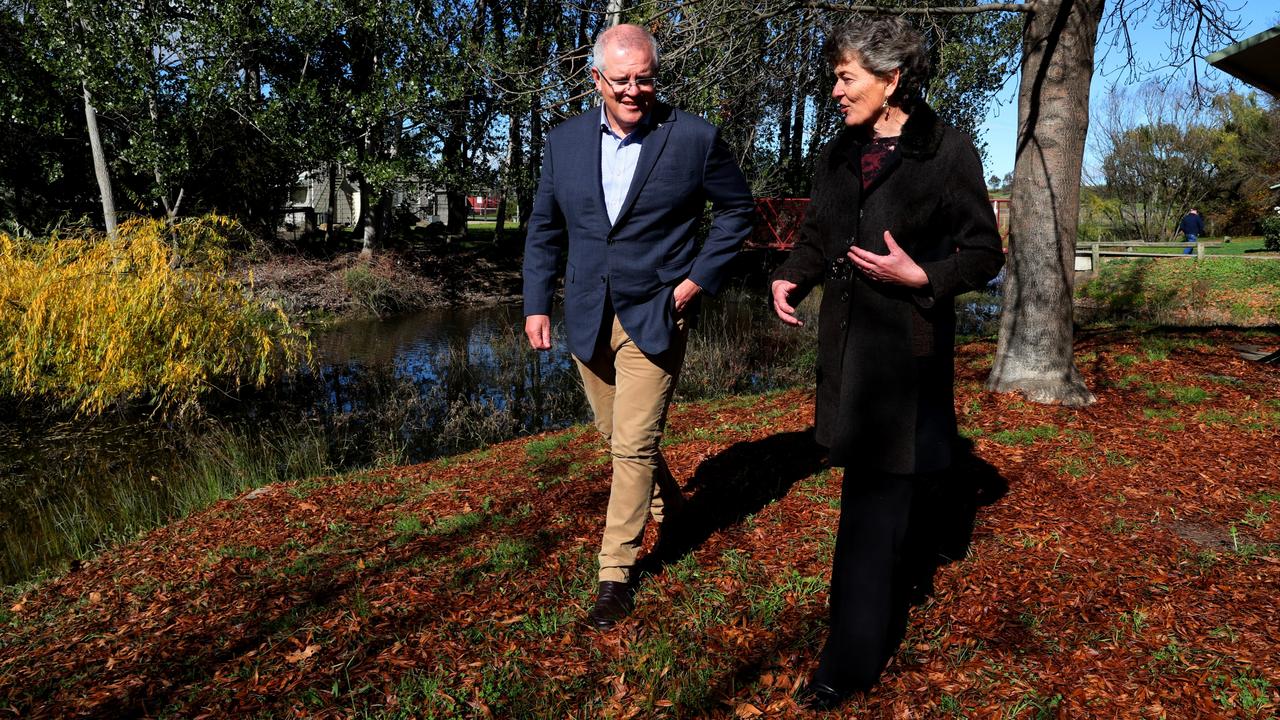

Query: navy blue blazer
left=522, top=103, right=754, bottom=361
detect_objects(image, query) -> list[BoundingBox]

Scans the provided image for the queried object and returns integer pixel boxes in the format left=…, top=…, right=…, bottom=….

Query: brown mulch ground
left=1, top=329, right=1278, bottom=718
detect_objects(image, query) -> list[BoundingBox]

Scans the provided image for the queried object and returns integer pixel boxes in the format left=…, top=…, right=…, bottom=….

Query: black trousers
left=813, top=468, right=930, bottom=692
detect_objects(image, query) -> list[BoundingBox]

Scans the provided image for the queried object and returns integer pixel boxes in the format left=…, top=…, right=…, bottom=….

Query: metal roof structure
left=1207, top=25, right=1280, bottom=97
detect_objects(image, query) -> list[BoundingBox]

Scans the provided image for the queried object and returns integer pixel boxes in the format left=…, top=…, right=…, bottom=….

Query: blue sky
left=979, top=5, right=1280, bottom=181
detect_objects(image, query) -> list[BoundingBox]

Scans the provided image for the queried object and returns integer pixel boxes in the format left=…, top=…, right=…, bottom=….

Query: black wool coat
left=771, top=104, right=1004, bottom=475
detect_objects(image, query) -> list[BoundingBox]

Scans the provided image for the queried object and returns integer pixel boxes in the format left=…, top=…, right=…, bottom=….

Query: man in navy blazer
left=523, top=23, right=753, bottom=628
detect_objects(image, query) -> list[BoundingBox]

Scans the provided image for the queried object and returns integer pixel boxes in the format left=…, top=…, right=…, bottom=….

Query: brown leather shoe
left=587, top=580, right=635, bottom=629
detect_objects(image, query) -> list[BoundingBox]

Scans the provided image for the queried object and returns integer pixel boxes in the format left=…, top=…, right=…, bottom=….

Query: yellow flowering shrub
left=0, top=216, right=309, bottom=415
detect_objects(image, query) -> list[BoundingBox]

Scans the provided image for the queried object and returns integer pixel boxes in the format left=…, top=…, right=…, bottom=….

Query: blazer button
left=839, top=319, right=848, bottom=330
left=840, top=291, right=849, bottom=302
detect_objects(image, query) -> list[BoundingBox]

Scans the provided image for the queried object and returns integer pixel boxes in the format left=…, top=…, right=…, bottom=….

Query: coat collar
left=897, top=102, right=944, bottom=159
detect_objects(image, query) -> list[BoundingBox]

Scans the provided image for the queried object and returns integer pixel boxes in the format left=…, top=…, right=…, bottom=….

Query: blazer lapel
left=610, top=104, right=674, bottom=233
left=587, top=108, right=609, bottom=223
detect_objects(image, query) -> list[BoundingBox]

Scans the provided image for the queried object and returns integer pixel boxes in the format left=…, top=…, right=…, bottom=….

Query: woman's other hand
left=849, top=230, right=929, bottom=289
left=771, top=279, right=804, bottom=326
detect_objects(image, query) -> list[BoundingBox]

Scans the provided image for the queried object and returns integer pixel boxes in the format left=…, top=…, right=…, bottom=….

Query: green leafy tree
left=1205, top=91, right=1280, bottom=235
left=0, top=5, right=99, bottom=231
left=1093, top=81, right=1219, bottom=242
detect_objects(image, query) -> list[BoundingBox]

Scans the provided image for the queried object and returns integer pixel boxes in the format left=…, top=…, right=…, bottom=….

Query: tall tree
left=985, top=0, right=1104, bottom=406
left=986, top=0, right=1240, bottom=405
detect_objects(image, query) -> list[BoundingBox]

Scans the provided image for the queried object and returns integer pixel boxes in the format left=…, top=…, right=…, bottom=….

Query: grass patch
left=429, top=512, right=485, bottom=537
left=744, top=569, right=825, bottom=625
left=523, top=431, right=579, bottom=466
left=392, top=514, right=424, bottom=537
left=1196, top=408, right=1237, bottom=425
left=486, top=538, right=539, bottom=575
left=1103, top=449, right=1136, bottom=467
left=1078, top=258, right=1280, bottom=326
left=989, top=424, right=1059, bottom=446
left=1209, top=672, right=1274, bottom=714
left=1170, top=386, right=1212, bottom=404
left=1247, top=489, right=1280, bottom=505
left=1057, top=457, right=1090, bottom=478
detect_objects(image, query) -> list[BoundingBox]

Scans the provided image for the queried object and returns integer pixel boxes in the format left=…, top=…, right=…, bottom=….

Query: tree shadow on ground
left=637, top=429, right=828, bottom=577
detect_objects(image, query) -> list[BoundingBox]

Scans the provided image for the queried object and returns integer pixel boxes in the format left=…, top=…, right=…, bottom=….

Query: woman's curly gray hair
left=823, top=16, right=931, bottom=110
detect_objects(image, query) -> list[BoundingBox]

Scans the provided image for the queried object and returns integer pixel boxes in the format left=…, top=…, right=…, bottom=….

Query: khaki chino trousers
left=575, top=311, right=687, bottom=584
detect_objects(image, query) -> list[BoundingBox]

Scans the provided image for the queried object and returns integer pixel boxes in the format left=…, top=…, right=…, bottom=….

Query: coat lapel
left=586, top=108, right=609, bottom=222
left=610, top=104, right=674, bottom=232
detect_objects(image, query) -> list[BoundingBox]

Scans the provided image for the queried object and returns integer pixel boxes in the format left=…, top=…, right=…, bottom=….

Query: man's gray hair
left=823, top=16, right=930, bottom=109
left=592, top=24, right=660, bottom=73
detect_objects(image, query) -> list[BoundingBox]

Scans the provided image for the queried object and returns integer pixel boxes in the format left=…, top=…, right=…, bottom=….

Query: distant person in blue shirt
left=1177, top=208, right=1205, bottom=255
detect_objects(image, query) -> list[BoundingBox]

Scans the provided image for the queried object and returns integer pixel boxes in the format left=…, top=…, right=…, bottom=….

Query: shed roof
left=1207, top=25, right=1280, bottom=97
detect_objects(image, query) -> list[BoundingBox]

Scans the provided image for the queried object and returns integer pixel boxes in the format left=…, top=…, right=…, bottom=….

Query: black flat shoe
left=795, top=681, right=850, bottom=712
left=587, top=580, right=635, bottom=629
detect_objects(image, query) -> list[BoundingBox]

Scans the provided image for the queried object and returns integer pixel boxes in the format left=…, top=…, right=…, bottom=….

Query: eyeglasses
left=603, top=76, right=658, bottom=92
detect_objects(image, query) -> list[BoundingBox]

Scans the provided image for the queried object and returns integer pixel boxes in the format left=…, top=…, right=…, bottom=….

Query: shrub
left=341, top=259, right=427, bottom=317
left=1260, top=213, right=1280, bottom=252
left=343, top=264, right=396, bottom=316
left=0, top=216, right=309, bottom=415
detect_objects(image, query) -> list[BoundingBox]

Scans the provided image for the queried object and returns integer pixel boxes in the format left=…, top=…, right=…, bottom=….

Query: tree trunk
left=327, top=162, right=338, bottom=245
left=82, top=82, right=117, bottom=239
left=606, top=0, right=623, bottom=27
left=789, top=85, right=806, bottom=189
left=521, top=93, right=543, bottom=229
left=357, top=176, right=376, bottom=257
left=778, top=90, right=793, bottom=170
left=443, top=100, right=468, bottom=237
left=364, top=188, right=393, bottom=259
left=986, top=0, right=1103, bottom=407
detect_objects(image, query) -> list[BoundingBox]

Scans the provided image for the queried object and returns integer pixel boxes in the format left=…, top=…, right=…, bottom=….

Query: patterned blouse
left=860, top=136, right=900, bottom=192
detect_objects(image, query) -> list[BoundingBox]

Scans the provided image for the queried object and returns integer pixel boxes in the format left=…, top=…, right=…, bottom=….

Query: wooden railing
left=1073, top=241, right=1223, bottom=271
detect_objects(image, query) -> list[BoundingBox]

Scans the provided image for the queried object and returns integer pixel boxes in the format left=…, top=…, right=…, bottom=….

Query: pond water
left=0, top=285, right=1001, bottom=584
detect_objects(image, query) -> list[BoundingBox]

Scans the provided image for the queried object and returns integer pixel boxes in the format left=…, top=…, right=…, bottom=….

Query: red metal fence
left=747, top=198, right=809, bottom=250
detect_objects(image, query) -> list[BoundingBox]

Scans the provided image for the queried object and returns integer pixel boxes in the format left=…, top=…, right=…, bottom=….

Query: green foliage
left=3, top=0, right=1024, bottom=245
left=1260, top=214, right=1280, bottom=253
left=0, top=216, right=309, bottom=414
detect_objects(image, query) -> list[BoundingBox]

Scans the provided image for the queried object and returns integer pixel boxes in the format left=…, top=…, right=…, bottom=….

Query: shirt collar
left=599, top=106, right=653, bottom=140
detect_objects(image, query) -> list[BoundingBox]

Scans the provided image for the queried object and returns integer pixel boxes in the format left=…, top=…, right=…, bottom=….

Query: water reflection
left=0, top=304, right=591, bottom=584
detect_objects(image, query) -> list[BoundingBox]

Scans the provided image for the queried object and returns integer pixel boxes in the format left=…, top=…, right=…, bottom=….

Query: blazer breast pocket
left=650, top=165, right=699, bottom=194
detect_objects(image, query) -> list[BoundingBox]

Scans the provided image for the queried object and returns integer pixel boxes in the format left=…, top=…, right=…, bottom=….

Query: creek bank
left=243, top=243, right=524, bottom=321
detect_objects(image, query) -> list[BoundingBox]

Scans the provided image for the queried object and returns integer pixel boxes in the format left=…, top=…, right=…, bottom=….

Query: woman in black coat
left=770, top=17, right=1004, bottom=710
